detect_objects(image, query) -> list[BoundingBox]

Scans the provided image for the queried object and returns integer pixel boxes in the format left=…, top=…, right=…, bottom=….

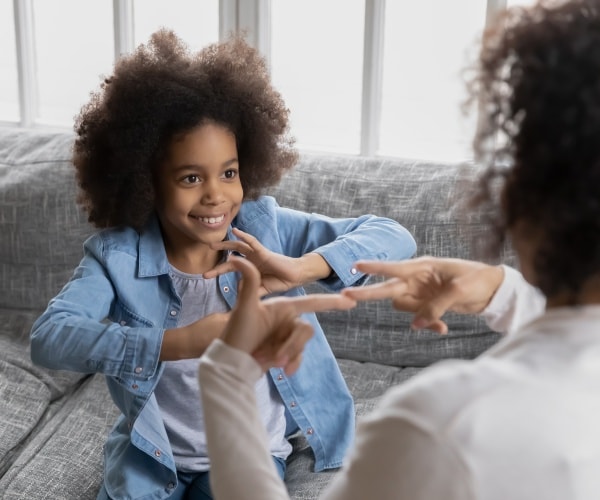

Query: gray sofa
left=0, top=127, right=507, bottom=499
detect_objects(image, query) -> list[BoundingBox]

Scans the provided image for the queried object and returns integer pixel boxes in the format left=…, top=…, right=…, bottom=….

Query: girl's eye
left=183, top=174, right=200, bottom=184
left=223, top=169, right=238, bottom=179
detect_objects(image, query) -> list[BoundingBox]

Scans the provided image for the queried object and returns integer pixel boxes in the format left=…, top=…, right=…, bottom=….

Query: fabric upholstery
left=270, top=154, right=508, bottom=366
left=0, top=374, right=118, bottom=499
left=0, top=128, right=91, bottom=311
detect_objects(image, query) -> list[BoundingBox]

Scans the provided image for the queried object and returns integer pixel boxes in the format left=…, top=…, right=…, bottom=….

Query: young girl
left=198, top=1, right=600, bottom=499
left=29, top=31, right=416, bottom=500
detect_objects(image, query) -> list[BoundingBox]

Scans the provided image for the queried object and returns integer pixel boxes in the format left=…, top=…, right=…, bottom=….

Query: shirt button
left=167, top=482, right=175, bottom=490
left=134, top=366, right=143, bottom=374
left=290, top=401, right=297, bottom=408
left=350, top=267, right=358, bottom=275
left=223, top=286, right=230, bottom=293
left=277, top=374, right=283, bottom=381
left=155, top=449, right=161, bottom=457
left=119, top=320, right=126, bottom=326
left=169, top=310, right=177, bottom=316
left=131, top=383, right=139, bottom=390
left=306, top=428, right=314, bottom=435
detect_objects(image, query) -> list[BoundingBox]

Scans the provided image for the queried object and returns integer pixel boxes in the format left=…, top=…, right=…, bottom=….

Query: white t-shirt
left=199, top=265, right=600, bottom=500
left=155, top=266, right=290, bottom=472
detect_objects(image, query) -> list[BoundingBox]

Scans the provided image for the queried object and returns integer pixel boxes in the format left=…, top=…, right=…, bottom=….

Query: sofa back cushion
left=0, top=128, right=92, bottom=311
left=269, top=153, right=512, bottom=367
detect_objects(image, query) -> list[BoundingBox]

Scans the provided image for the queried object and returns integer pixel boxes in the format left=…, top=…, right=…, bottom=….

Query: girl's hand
left=205, top=228, right=332, bottom=296
left=342, top=256, right=504, bottom=334
left=221, top=257, right=356, bottom=374
left=161, top=312, right=230, bottom=361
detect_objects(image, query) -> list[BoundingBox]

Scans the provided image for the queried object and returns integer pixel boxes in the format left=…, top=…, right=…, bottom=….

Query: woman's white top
left=199, top=266, right=600, bottom=500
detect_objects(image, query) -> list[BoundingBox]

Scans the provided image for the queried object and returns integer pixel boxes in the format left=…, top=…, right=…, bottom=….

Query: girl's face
left=155, top=122, right=243, bottom=268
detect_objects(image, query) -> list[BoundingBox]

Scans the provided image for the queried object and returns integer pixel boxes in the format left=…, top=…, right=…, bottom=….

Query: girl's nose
left=201, top=179, right=224, bottom=204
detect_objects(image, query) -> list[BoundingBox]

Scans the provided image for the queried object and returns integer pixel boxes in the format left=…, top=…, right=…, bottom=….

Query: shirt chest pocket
left=111, top=302, right=155, bottom=328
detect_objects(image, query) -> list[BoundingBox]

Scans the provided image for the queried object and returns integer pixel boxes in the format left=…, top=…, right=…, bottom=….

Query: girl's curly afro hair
left=467, top=0, right=600, bottom=301
left=73, top=30, right=297, bottom=231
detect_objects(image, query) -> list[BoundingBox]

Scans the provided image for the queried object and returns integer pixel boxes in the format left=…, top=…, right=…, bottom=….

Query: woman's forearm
left=199, top=340, right=291, bottom=500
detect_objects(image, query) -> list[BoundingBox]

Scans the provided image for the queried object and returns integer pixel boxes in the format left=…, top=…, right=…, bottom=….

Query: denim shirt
left=31, top=196, right=416, bottom=500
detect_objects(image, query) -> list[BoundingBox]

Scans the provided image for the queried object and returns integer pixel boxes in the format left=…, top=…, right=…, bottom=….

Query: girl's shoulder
left=86, top=225, right=140, bottom=245
left=236, top=196, right=279, bottom=223
left=82, top=225, right=146, bottom=259
left=240, top=195, right=278, bottom=211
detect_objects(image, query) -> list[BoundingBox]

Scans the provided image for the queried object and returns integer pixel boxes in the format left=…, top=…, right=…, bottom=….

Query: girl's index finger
left=202, top=261, right=235, bottom=279
left=210, top=239, right=252, bottom=255
left=222, top=256, right=261, bottom=304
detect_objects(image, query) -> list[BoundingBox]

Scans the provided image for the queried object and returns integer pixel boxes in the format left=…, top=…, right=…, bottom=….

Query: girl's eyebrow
left=171, top=157, right=239, bottom=173
left=222, top=158, right=239, bottom=167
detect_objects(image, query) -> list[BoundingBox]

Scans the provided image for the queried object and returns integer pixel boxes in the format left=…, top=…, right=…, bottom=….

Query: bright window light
left=33, top=0, right=114, bottom=127
left=5, top=0, right=546, bottom=161
left=133, top=0, right=218, bottom=51
left=271, top=0, right=365, bottom=155
left=379, top=1, right=486, bottom=162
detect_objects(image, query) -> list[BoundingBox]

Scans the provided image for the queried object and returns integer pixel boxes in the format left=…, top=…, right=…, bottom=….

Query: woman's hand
left=205, top=228, right=332, bottom=296
left=221, top=257, right=356, bottom=374
left=342, top=256, right=504, bottom=334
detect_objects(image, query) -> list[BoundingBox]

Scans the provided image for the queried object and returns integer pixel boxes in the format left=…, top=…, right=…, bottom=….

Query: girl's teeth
left=200, top=215, right=224, bottom=224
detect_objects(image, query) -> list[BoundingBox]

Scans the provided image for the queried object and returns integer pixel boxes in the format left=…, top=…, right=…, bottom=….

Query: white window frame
left=113, top=0, right=134, bottom=59
left=13, top=0, right=37, bottom=127
left=11, top=0, right=508, bottom=153
left=195, top=0, right=508, bottom=157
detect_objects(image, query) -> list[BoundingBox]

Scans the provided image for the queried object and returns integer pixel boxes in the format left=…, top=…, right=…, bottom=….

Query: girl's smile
left=155, top=121, right=244, bottom=273
left=189, top=213, right=228, bottom=231
left=192, top=214, right=226, bottom=225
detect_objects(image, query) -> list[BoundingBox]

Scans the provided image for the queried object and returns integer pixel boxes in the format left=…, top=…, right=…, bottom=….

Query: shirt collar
left=137, top=215, right=235, bottom=277
left=138, top=216, right=169, bottom=277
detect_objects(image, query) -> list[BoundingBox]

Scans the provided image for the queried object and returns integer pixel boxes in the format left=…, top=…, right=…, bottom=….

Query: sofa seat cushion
left=0, top=373, right=119, bottom=500
left=285, top=358, right=421, bottom=499
left=0, top=309, right=89, bottom=476
left=0, top=356, right=51, bottom=477
left=0, top=309, right=86, bottom=395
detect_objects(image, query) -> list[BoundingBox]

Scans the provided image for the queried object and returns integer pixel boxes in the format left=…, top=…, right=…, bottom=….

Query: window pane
left=133, top=0, right=218, bottom=51
left=0, top=0, right=19, bottom=122
left=271, top=0, right=365, bottom=154
left=379, top=1, right=486, bottom=162
left=33, top=0, right=113, bottom=126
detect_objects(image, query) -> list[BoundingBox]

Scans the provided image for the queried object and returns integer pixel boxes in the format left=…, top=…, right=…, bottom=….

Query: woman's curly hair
left=467, top=0, right=600, bottom=300
left=73, top=30, right=297, bottom=231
